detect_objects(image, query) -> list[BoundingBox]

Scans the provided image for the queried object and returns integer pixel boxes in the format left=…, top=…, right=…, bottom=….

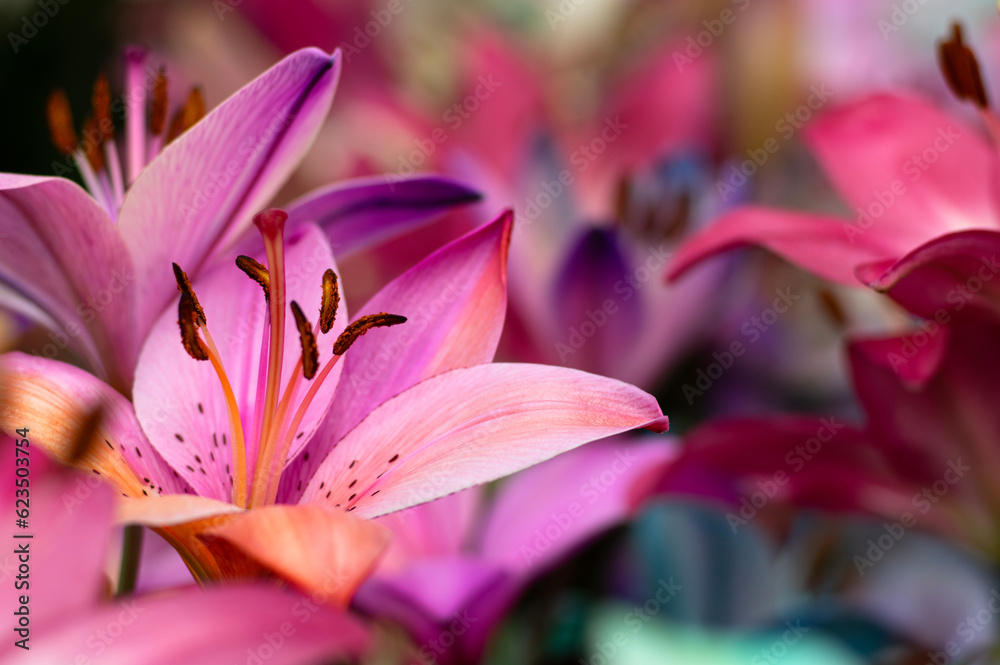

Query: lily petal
left=0, top=174, right=136, bottom=388
left=208, top=503, right=390, bottom=606
left=856, top=229, right=1000, bottom=319
left=119, top=49, right=342, bottom=337
left=479, top=438, right=677, bottom=573
left=24, top=585, right=369, bottom=665
left=0, top=352, right=191, bottom=498
left=299, top=363, right=668, bottom=517
left=134, top=223, right=345, bottom=500
left=281, top=213, right=511, bottom=501
left=285, top=174, right=482, bottom=257
left=805, top=93, right=1000, bottom=242
left=668, top=206, right=899, bottom=286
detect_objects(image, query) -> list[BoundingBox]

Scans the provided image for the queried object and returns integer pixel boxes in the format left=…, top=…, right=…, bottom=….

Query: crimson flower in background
left=0, top=208, right=669, bottom=604
left=668, top=27, right=1000, bottom=322
left=356, top=436, right=676, bottom=664
left=1, top=46, right=479, bottom=392
left=0, top=440, right=369, bottom=664
left=637, top=312, right=1000, bottom=561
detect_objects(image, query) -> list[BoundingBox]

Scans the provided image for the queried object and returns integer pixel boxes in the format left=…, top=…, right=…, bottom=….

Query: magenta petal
left=281, top=214, right=511, bottom=500
left=297, top=363, right=667, bottom=517
left=668, top=206, right=900, bottom=286
left=119, top=49, right=341, bottom=338
left=857, top=229, right=1000, bottom=319
left=805, top=93, right=1000, bottom=241
left=0, top=449, right=115, bottom=629
left=26, top=585, right=368, bottom=665
left=285, top=174, right=482, bottom=256
left=479, top=438, right=676, bottom=573
left=0, top=174, right=136, bottom=388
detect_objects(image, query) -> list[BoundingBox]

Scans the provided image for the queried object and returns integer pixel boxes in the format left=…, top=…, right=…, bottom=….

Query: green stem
left=116, top=525, right=144, bottom=596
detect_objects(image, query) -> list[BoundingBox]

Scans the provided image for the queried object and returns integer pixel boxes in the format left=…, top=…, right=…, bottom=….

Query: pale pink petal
left=281, top=213, right=511, bottom=501
left=298, top=363, right=668, bottom=517
left=375, top=489, right=484, bottom=569
left=0, top=353, right=192, bottom=498
left=0, top=174, right=136, bottom=388
left=133, top=224, right=345, bottom=500
left=117, top=495, right=243, bottom=527
left=119, top=49, right=342, bottom=338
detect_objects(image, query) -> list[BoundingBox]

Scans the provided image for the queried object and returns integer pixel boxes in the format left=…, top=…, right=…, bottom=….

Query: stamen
left=46, top=90, right=78, bottom=155
left=172, top=263, right=206, bottom=325
left=92, top=74, right=114, bottom=139
left=290, top=301, right=319, bottom=380
left=166, top=87, right=205, bottom=143
left=68, top=406, right=105, bottom=464
left=178, top=292, right=209, bottom=361
left=150, top=67, right=168, bottom=136
left=939, top=23, right=989, bottom=109
left=82, top=116, right=106, bottom=173
left=236, top=255, right=270, bottom=302
left=319, top=269, right=340, bottom=334
left=333, top=314, right=407, bottom=355
left=199, top=327, right=249, bottom=507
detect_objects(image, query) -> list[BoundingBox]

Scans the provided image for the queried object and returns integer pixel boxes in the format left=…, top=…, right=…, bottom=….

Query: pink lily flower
left=0, top=208, right=669, bottom=602
left=1, top=46, right=479, bottom=392
left=637, top=312, right=1000, bottom=560
left=440, top=30, right=730, bottom=388
left=0, top=438, right=369, bottom=664
left=669, top=26, right=1000, bottom=320
left=355, top=436, right=676, bottom=664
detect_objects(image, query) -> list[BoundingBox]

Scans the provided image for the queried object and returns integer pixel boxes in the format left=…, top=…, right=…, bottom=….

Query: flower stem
left=116, top=525, right=144, bottom=596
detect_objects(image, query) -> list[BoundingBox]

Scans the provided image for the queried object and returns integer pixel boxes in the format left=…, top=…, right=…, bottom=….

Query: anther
left=333, top=313, right=407, bottom=355
left=178, top=292, right=209, bottom=361
left=68, top=406, right=105, bottom=464
left=46, top=90, right=78, bottom=155
left=150, top=67, right=168, bottom=136
left=291, top=301, right=319, bottom=380
left=82, top=116, right=105, bottom=172
left=236, top=255, right=270, bottom=302
left=320, top=269, right=339, bottom=334
left=939, top=23, right=989, bottom=109
left=166, top=87, right=205, bottom=142
left=92, top=74, right=114, bottom=140
left=172, top=263, right=206, bottom=325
